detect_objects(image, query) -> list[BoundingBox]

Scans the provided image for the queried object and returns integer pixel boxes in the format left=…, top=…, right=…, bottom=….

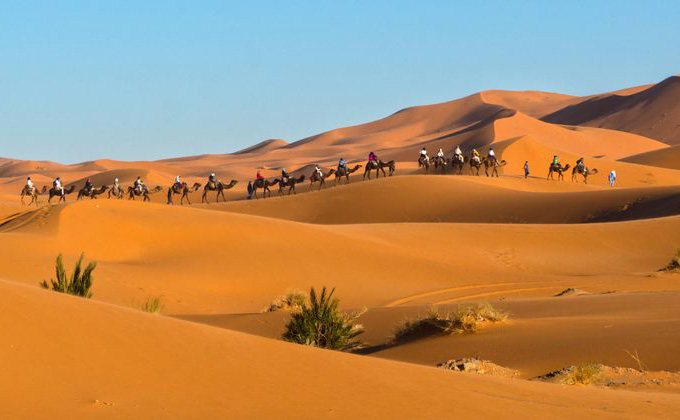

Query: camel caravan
left=418, top=146, right=507, bottom=177
left=18, top=147, right=600, bottom=206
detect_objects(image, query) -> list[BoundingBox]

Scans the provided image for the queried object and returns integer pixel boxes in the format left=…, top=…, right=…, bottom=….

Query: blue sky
left=1, top=0, right=679, bottom=163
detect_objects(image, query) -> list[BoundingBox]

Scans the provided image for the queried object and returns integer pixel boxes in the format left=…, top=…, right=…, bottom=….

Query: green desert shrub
left=393, top=303, right=507, bottom=343
left=141, top=296, right=164, bottom=314
left=40, top=253, right=96, bottom=298
left=283, top=287, right=364, bottom=351
left=263, top=289, right=307, bottom=313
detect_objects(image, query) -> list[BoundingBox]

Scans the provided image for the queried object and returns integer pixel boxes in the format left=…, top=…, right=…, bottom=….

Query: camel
left=77, top=186, right=108, bottom=200
left=547, top=162, right=571, bottom=181
left=483, top=158, right=507, bottom=177
left=572, top=164, right=598, bottom=184
left=108, top=183, right=124, bottom=199
left=309, top=169, right=335, bottom=191
left=363, top=160, right=394, bottom=180
left=252, top=178, right=279, bottom=199
left=166, top=182, right=195, bottom=205
left=278, top=175, right=305, bottom=195
left=451, top=154, right=465, bottom=175
left=469, top=154, right=483, bottom=176
left=48, top=185, right=76, bottom=203
left=335, top=164, right=362, bottom=185
left=418, top=155, right=430, bottom=172
left=201, top=179, right=238, bottom=203
left=20, top=185, right=46, bottom=206
left=432, top=155, right=447, bottom=173
left=128, top=185, right=162, bottom=202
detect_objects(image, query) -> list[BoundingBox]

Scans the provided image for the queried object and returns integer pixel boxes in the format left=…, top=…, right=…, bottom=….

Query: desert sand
left=2, top=75, right=680, bottom=418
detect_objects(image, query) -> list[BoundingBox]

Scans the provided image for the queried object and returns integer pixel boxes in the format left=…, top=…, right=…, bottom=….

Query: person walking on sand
left=524, top=161, right=529, bottom=179
left=247, top=180, right=253, bottom=199
left=609, top=170, right=616, bottom=187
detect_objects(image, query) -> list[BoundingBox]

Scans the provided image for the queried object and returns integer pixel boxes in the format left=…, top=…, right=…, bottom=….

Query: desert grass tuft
left=661, top=248, right=680, bottom=272
left=393, top=303, right=507, bottom=343
left=141, top=296, right=164, bottom=314
left=283, top=287, right=364, bottom=351
left=263, top=289, right=307, bottom=313
left=561, top=364, right=602, bottom=385
left=40, top=253, right=96, bottom=298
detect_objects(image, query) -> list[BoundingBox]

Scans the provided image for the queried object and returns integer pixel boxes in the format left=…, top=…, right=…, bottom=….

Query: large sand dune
left=2, top=75, right=680, bottom=416
left=4, top=279, right=680, bottom=418
left=543, top=75, right=680, bottom=145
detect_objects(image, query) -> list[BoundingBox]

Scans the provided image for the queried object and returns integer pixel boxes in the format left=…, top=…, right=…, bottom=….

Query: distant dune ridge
left=1, top=74, right=679, bottom=185
left=2, top=75, right=680, bottom=417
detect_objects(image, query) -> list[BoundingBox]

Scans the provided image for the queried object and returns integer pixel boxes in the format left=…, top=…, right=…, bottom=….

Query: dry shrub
left=263, top=289, right=307, bottom=313
left=393, top=303, right=507, bottom=343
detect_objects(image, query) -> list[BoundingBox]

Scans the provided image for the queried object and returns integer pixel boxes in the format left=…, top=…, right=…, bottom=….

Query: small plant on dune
left=660, top=248, right=680, bottom=272
left=141, top=296, right=164, bottom=314
left=625, top=349, right=647, bottom=372
left=262, top=289, right=307, bottom=313
left=393, top=303, right=507, bottom=343
left=40, top=253, right=96, bottom=298
left=562, top=364, right=602, bottom=385
left=283, top=287, right=364, bottom=351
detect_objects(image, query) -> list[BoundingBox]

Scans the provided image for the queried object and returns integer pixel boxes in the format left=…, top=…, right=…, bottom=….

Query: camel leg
left=202, top=190, right=208, bottom=204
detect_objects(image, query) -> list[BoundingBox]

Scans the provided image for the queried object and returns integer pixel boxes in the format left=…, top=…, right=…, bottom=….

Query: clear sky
left=1, top=0, right=679, bottom=163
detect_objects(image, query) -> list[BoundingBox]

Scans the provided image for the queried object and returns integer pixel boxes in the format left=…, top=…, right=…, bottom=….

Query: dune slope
left=543, top=76, right=680, bottom=145
left=4, top=279, right=680, bottom=418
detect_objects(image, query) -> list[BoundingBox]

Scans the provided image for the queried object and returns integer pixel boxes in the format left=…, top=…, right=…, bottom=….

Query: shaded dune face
left=542, top=75, right=680, bottom=145
left=2, top=75, right=680, bottom=418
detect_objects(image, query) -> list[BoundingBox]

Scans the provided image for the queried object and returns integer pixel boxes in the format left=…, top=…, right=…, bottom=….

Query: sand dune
left=214, top=175, right=680, bottom=224
left=4, top=279, right=679, bottom=418
left=621, top=144, right=680, bottom=170
left=3, top=75, right=680, bottom=416
left=543, top=75, right=680, bottom=145
left=186, top=291, right=680, bottom=379
left=2, top=198, right=680, bottom=315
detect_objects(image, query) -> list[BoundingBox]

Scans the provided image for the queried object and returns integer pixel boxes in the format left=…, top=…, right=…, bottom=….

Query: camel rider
left=576, top=157, right=585, bottom=171
left=472, top=149, right=480, bottom=162
left=314, top=164, right=323, bottom=178
left=552, top=155, right=559, bottom=166
left=174, top=176, right=182, bottom=190
left=54, top=177, right=64, bottom=195
left=420, top=147, right=429, bottom=163
left=368, top=152, right=377, bottom=163
left=281, top=168, right=290, bottom=184
left=114, top=178, right=120, bottom=189
left=338, top=158, right=348, bottom=173
left=256, top=171, right=264, bottom=181
left=84, top=178, right=92, bottom=194
left=26, top=177, right=34, bottom=191
left=437, top=148, right=445, bottom=159
left=208, top=172, right=217, bottom=188
left=134, top=176, right=144, bottom=193
left=454, top=145, right=462, bottom=158
left=488, top=148, right=497, bottom=164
